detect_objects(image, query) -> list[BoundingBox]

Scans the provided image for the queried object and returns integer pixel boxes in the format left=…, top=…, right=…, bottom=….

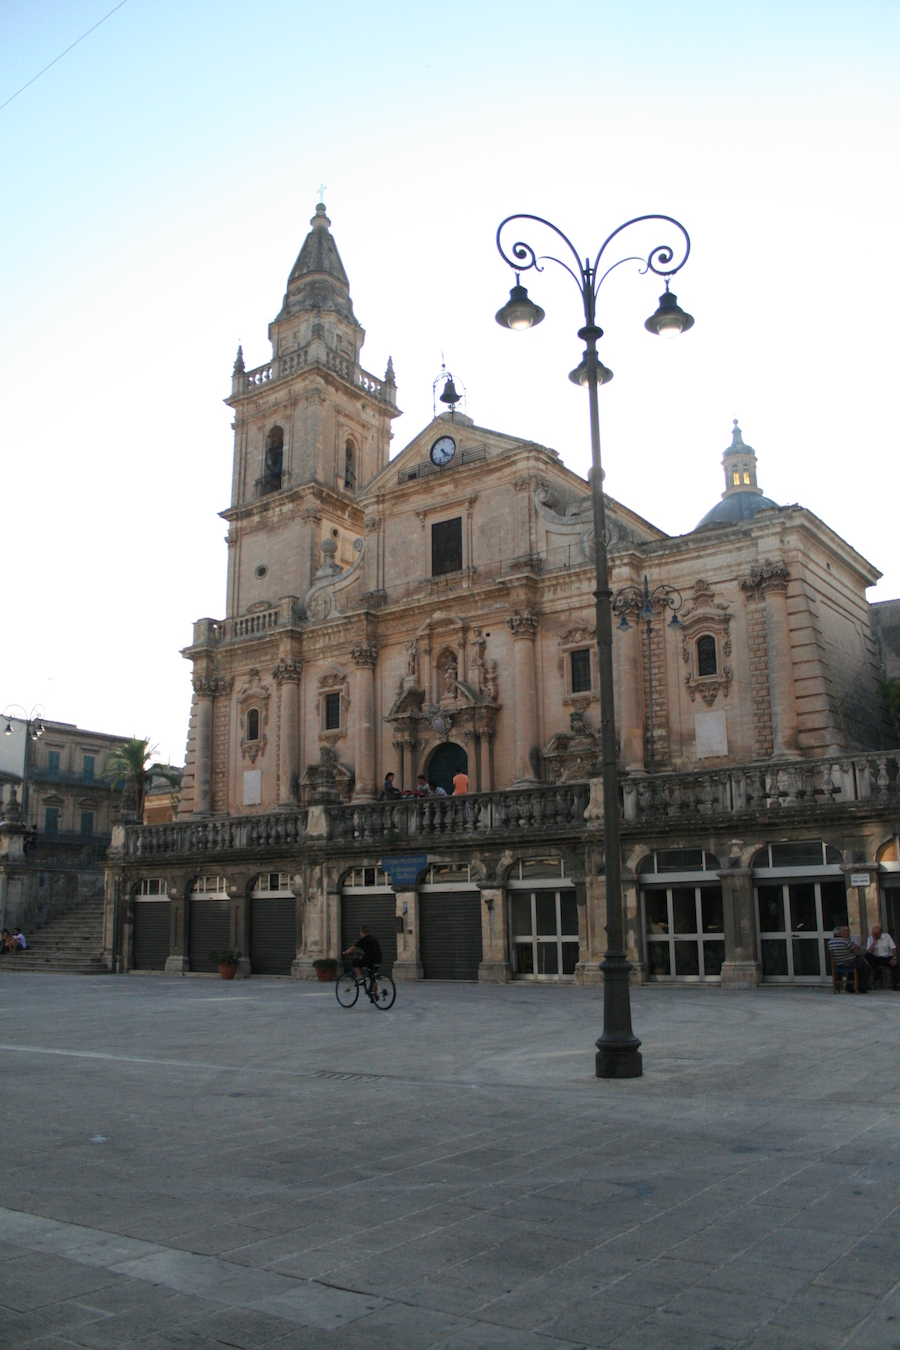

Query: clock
left=430, top=435, right=456, bottom=467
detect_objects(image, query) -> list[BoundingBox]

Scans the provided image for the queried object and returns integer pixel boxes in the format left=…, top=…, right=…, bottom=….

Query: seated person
left=828, top=925, right=870, bottom=992
left=0, top=928, right=11, bottom=954
left=342, top=925, right=382, bottom=995
left=865, top=924, right=899, bottom=990
left=414, top=775, right=431, bottom=797
left=429, top=780, right=447, bottom=797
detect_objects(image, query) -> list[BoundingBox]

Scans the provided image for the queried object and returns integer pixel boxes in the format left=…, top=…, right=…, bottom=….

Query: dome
left=696, top=491, right=779, bottom=530
left=694, top=419, right=779, bottom=531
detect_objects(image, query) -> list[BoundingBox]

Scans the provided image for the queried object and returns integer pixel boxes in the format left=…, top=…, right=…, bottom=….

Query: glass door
left=756, top=880, right=847, bottom=981
left=642, top=886, right=725, bottom=980
left=510, top=889, right=579, bottom=978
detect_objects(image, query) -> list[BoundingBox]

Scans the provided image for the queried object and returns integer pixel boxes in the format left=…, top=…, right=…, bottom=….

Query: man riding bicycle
left=343, top=926, right=382, bottom=998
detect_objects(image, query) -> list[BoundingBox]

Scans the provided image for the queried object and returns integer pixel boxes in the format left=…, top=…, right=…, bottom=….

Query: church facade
left=103, top=204, right=900, bottom=988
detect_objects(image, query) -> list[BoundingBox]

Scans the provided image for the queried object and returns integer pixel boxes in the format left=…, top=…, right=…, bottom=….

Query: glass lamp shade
left=495, top=283, right=545, bottom=331
left=644, top=289, right=694, bottom=338
left=568, top=354, right=614, bottom=387
left=3, top=721, right=12, bottom=736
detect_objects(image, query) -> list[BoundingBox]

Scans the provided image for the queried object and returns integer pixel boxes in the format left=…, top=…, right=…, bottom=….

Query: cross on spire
left=317, top=183, right=327, bottom=204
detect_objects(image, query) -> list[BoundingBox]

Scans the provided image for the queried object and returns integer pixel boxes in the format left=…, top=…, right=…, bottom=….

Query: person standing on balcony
left=452, top=770, right=468, bottom=796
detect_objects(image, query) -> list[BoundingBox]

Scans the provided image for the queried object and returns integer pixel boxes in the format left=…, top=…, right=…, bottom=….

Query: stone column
left=615, top=613, right=645, bottom=771
left=719, top=867, right=761, bottom=987
left=274, top=660, right=302, bottom=807
left=575, top=871, right=605, bottom=985
left=192, top=679, right=215, bottom=815
left=351, top=642, right=378, bottom=801
left=478, top=885, right=511, bottom=981
left=507, top=610, right=539, bottom=785
left=392, top=888, right=423, bottom=981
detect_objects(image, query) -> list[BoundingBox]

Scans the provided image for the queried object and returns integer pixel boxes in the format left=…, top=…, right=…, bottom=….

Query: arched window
left=344, top=438, right=356, bottom=490
left=742, top=469, right=751, bottom=484
left=246, top=708, right=260, bottom=741
left=259, top=427, right=283, bottom=496
left=732, top=469, right=741, bottom=486
left=696, top=635, right=717, bottom=677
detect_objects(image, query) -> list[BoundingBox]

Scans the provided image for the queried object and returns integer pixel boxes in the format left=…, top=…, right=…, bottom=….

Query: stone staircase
left=0, top=899, right=107, bottom=975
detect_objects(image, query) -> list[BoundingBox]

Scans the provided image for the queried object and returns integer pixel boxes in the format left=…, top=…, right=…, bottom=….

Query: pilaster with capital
left=393, top=888, right=424, bottom=981
left=507, top=609, right=539, bottom=785
left=478, top=886, right=512, bottom=982
left=741, top=561, right=799, bottom=758
left=351, top=641, right=378, bottom=801
left=274, top=660, right=302, bottom=806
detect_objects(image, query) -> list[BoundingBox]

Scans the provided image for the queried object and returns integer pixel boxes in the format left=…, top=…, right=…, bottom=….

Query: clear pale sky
left=1, top=1, right=897, bottom=765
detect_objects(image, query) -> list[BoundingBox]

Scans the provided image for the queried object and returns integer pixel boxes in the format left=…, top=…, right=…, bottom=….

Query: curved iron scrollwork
left=496, top=212, right=691, bottom=302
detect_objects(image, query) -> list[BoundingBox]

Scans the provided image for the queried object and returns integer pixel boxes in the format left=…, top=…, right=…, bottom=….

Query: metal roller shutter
left=340, top=894, right=396, bottom=974
left=250, top=898, right=297, bottom=975
left=132, top=901, right=170, bottom=971
left=419, top=893, right=483, bottom=980
left=188, top=899, right=231, bottom=973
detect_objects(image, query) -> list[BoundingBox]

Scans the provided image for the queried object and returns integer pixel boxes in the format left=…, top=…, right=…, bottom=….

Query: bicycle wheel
left=370, top=974, right=396, bottom=1010
left=335, top=973, right=359, bottom=1007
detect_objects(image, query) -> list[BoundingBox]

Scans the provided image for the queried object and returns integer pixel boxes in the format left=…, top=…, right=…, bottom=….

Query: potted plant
left=313, top=957, right=338, bottom=982
left=209, top=949, right=242, bottom=980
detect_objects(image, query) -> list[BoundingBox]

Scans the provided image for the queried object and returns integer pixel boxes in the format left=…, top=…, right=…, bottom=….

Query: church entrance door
left=427, top=742, right=467, bottom=796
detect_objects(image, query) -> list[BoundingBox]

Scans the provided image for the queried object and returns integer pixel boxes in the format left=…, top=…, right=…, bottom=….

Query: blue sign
left=381, top=853, right=428, bottom=887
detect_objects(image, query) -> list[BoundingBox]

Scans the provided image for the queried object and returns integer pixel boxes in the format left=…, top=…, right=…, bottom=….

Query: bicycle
left=335, top=960, right=396, bottom=1010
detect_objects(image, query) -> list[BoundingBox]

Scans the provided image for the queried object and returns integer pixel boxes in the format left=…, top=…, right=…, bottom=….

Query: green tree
left=105, top=738, right=181, bottom=820
left=883, top=678, right=900, bottom=742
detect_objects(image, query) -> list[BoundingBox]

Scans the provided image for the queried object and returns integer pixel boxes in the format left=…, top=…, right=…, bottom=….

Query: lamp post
left=614, top=576, right=683, bottom=775
left=494, top=212, right=693, bottom=1079
left=3, top=705, right=45, bottom=825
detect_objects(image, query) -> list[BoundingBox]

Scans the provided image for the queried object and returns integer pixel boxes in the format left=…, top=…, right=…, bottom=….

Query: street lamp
left=494, top=211, right=693, bottom=1079
left=614, top=576, right=683, bottom=775
left=2, top=704, right=45, bottom=827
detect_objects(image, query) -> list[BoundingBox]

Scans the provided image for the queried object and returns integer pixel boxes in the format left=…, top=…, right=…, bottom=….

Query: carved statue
left=405, top=638, right=419, bottom=681
left=483, top=660, right=498, bottom=703
left=443, top=656, right=458, bottom=695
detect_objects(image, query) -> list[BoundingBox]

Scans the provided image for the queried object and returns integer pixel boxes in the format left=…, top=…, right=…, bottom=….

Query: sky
left=1, top=0, right=897, bottom=766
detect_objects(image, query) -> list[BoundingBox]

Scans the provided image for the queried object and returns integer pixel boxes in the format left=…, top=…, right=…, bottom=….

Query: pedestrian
left=379, top=772, right=401, bottom=800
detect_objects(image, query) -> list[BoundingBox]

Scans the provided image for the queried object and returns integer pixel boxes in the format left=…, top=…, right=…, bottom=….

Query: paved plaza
left=0, top=974, right=898, bottom=1349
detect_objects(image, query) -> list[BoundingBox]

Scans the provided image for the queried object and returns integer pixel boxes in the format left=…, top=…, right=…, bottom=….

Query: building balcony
left=117, top=752, right=900, bottom=865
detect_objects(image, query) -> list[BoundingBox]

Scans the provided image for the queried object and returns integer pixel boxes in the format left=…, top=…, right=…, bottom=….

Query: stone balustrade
left=244, top=362, right=274, bottom=387
left=233, top=609, right=279, bottom=638
left=119, top=755, right=900, bottom=863
left=239, top=354, right=393, bottom=403
left=622, top=753, right=900, bottom=822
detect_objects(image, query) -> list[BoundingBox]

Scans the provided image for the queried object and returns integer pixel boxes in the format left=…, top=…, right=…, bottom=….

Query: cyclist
left=343, top=926, right=382, bottom=999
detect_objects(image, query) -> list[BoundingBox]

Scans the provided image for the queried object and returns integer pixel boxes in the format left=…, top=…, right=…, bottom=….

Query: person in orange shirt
left=452, top=770, right=468, bottom=795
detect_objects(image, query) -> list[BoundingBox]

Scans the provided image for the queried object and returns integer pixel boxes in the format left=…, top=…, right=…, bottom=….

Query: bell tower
left=721, top=419, right=761, bottom=498
left=222, top=202, right=402, bottom=615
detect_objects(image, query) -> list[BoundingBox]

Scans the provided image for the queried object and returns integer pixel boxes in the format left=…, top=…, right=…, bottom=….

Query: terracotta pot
left=315, top=967, right=336, bottom=982
left=218, top=963, right=238, bottom=980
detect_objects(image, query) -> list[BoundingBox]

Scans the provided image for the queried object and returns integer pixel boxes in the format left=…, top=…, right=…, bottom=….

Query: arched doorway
left=427, top=742, right=467, bottom=795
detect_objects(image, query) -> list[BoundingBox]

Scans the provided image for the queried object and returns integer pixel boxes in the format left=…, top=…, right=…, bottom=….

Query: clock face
left=430, top=435, right=456, bottom=467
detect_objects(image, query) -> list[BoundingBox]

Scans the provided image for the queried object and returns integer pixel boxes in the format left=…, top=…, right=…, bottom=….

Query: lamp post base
left=595, top=952, right=643, bottom=1079
left=595, top=1043, right=643, bottom=1079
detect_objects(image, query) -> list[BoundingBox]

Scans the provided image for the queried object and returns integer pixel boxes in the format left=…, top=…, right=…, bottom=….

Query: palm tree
left=105, top=738, right=181, bottom=820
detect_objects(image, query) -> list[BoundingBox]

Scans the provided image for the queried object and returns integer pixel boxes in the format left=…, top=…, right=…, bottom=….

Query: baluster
left=667, top=780, right=682, bottom=817
left=697, top=775, right=713, bottom=816
left=875, top=756, right=890, bottom=799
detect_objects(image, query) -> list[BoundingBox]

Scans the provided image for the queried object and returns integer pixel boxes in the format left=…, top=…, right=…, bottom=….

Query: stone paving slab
left=0, top=973, right=898, bottom=1347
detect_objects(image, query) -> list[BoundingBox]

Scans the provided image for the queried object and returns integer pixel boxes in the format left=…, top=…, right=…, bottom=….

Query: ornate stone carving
left=507, top=609, right=538, bottom=639
left=236, top=668, right=270, bottom=763
left=272, top=658, right=302, bottom=685
left=740, top=560, right=790, bottom=601
left=300, top=505, right=323, bottom=524
left=351, top=642, right=378, bottom=669
left=192, top=675, right=232, bottom=698
left=364, top=514, right=381, bottom=534
left=304, top=536, right=365, bottom=623
left=679, top=579, right=734, bottom=706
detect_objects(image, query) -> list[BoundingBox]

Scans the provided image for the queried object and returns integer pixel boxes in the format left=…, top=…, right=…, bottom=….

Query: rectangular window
left=80, top=811, right=94, bottom=839
left=431, top=517, right=463, bottom=577
left=82, top=755, right=95, bottom=783
left=46, top=750, right=60, bottom=779
left=45, top=807, right=60, bottom=835
left=140, top=878, right=167, bottom=896
left=570, top=648, right=592, bottom=693
left=324, top=692, right=341, bottom=730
